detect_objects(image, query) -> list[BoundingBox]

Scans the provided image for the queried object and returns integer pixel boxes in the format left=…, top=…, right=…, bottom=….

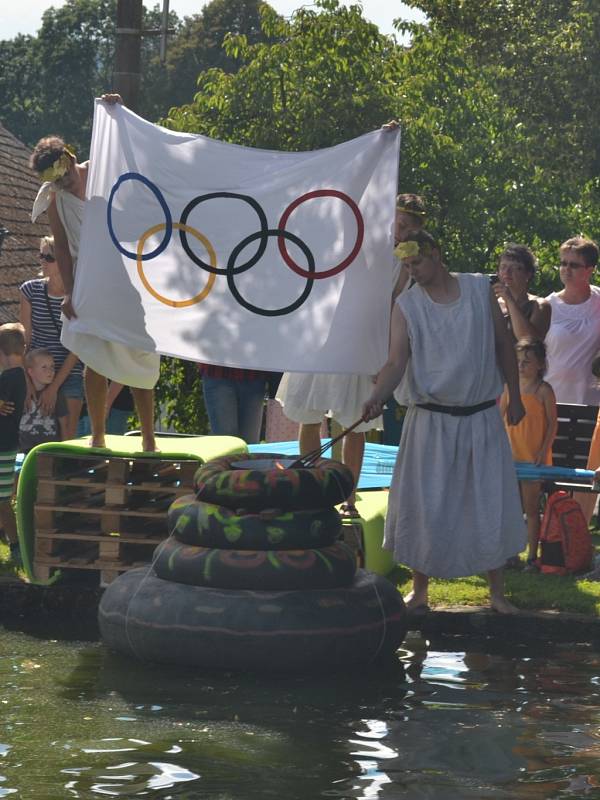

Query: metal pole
left=114, top=0, right=142, bottom=112
left=160, top=0, right=170, bottom=64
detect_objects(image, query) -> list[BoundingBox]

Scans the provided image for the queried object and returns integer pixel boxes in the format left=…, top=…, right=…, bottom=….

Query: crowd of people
left=1, top=97, right=600, bottom=614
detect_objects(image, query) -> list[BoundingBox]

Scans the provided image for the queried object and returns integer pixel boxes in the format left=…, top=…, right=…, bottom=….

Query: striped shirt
left=20, top=279, right=83, bottom=376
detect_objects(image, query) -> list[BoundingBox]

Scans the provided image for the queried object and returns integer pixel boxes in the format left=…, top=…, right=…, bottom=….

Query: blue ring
left=107, top=172, right=172, bottom=261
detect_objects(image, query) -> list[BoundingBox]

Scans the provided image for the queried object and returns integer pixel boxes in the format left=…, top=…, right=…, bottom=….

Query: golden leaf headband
left=396, top=205, right=426, bottom=218
left=38, top=146, right=76, bottom=183
left=394, top=240, right=433, bottom=260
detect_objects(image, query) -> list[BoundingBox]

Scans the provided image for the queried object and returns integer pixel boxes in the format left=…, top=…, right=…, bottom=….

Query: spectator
left=19, top=349, right=68, bottom=453
left=363, top=230, right=525, bottom=614
left=500, top=338, right=557, bottom=569
left=276, top=199, right=413, bottom=517
left=545, top=237, right=600, bottom=405
left=20, top=236, right=83, bottom=439
left=198, top=364, right=268, bottom=444
left=492, top=244, right=551, bottom=341
left=0, top=323, right=27, bottom=564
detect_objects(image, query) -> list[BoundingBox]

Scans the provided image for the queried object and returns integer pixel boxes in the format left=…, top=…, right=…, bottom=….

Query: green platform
left=350, top=490, right=396, bottom=577
left=16, top=434, right=247, bottom=583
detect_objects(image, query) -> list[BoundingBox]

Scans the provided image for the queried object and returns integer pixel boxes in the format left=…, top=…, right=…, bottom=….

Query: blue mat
left=250, top=442, right=597, bottom=490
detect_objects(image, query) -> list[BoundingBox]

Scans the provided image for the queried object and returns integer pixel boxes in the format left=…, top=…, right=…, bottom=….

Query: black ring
left=226, top=229, right=314, bottom=316
left=179, top=192, right=269, bottom=275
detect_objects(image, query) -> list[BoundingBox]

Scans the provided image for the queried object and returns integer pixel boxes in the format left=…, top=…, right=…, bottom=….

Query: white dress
left=276, top=372, right=382, bottom=432
left=385, top=273, right=525, bottom=577
left=275, top=255, right=403, bottom=432
left=545, top=287, right=600, bottom=405
left=32, top=182, right=160, bottom=389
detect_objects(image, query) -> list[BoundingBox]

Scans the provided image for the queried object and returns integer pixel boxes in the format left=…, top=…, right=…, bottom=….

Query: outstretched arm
left=490, top=287, right=524, bottom=425
left=363, top=303, right=410, bottom=421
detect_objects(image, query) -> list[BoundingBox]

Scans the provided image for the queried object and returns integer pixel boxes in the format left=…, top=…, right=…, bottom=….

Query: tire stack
left=99, top=453, right=408, bottom=671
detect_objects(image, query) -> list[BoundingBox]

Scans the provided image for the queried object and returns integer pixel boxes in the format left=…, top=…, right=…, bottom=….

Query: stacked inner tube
left=99, top=453, right=408, bottom=671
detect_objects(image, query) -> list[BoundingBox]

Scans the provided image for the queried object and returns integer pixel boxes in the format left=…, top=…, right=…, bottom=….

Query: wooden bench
left=549, top=403, right=598, bottom=493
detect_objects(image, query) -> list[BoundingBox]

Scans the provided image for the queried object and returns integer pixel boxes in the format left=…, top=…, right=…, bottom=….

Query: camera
left=489, top=274, right=500, bottom=285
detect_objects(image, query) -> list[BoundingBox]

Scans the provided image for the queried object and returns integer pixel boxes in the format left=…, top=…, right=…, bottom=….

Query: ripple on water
left=0, top=629, right=599, bottom=799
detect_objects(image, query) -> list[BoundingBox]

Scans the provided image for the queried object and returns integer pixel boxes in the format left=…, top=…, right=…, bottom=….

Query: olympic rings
left=277, top=190, right=364, bottom=280
left=107, top=173, right=172, bottom=260
left=179, top=192, right=269, bottom=276
left=226, top=229, right=314, bottom=317
left=107, top=174, right=365, bottom=316
left=137, top=222, right=216, bottom=307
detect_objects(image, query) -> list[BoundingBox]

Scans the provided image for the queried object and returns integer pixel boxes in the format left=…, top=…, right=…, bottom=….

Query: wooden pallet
left=33, top=451, right=199, bottom=585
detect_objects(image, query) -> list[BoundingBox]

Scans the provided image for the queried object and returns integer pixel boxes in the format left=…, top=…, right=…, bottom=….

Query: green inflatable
left=169, top=496, right=341, bottom=549
left=16, top=434, right=246, bottom=583
left=152, top=537, right=357, bottom=590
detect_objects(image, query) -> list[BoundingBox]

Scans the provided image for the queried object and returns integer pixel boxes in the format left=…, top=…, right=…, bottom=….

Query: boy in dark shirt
left=0, top=323, right=27, bottom=563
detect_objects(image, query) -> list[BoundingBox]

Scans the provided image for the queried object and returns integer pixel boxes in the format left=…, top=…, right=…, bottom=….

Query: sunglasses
left=39, top=253, right=56, bottom=263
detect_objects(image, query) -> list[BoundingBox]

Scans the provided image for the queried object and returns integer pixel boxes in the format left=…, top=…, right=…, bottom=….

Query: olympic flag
left=66, top=101, right=401, bottom=373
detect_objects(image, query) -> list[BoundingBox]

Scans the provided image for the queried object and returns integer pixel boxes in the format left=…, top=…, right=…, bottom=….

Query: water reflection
left=0, top=628, right=599, bottom=798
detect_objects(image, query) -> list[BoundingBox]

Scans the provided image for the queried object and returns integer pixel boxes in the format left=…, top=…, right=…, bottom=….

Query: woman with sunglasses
left=19, top=236, right=83, bottom=438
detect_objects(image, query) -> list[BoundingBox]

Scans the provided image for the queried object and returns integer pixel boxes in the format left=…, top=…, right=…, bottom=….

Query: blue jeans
left=202, top=377, right=267, bottom=444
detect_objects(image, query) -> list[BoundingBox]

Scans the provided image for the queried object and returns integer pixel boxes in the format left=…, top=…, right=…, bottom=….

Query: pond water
left=1, top=627, right=599, bottom=799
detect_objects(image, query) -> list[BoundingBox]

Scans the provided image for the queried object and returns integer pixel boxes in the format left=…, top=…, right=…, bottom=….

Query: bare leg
left=487, top=567, right=519, bottom=614
left=341, top=430, right=365, bottom=506
left=84, top=367, right=107, bottom=448
left=299, top=422, right=322, bottom=455
left=575, top=490, right=597, bottom=527
left=0, top=499, right=17, bottom=545
left=521, top=481, right=541, bottom=561
left=64, top=397, right=84, bottom=440
left=404, top=570, right=429, bottom=610
left=131, top=387, right=156, bottom=452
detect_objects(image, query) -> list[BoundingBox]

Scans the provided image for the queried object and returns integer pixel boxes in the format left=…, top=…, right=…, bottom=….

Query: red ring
left=277, top=189, right=364, bottom=279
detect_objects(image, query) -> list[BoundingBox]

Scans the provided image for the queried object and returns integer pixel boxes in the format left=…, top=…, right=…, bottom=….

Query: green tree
left=0, top=35, right=43, bottom=146
left=161, top=0, right=270, bottom=111
left=163, top=0, right=402, bottom=149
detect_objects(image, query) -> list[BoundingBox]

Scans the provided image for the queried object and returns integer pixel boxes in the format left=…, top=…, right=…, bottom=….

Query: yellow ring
left=136, top=222, right=217, bottom=307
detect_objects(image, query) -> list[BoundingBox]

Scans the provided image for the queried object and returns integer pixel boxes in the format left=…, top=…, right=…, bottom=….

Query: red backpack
left=537, top=491, right=593, bottom=576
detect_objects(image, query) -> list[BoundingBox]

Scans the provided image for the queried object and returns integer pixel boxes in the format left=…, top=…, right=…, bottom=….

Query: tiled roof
left=0, top=122, right=48, bottom=323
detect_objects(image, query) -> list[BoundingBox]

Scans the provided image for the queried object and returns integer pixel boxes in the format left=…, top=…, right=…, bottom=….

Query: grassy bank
left=3, top=531, right=599, bottom=617
left=392, top=532, right=600, bottom=616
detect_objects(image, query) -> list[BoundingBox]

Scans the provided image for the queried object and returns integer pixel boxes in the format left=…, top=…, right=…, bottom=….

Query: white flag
left=66, top=101, right=401, bottom=373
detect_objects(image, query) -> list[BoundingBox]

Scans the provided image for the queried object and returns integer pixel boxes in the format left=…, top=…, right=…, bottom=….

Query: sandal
left=340, top=503, right=360, bottom=519
left=523, top=558, right=539, bottom=573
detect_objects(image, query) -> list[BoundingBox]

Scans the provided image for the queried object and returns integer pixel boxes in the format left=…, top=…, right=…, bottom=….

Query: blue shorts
left=61, top=370, right=84, bottom=400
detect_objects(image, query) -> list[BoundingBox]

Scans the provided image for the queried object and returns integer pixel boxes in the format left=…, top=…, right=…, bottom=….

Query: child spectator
left=500, top=338, right=557, bottom=569
left=0, top=323, right=27, bottom=564
left=19, top=349, right=68, bottom=453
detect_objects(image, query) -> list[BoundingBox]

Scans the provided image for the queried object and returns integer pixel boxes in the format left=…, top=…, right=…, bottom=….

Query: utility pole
left=114, top=0, right=143, bottom=112
left=113, top=0, right=174, bottom=114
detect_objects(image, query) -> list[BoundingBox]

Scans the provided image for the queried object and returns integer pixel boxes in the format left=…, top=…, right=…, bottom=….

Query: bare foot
left=490, top=596, right=520, bottom=614
left=403, top=590, right=429, bottom=611
left=89, top=436, right=106, bottom=449
left=141, top=437, right=158, bottom=453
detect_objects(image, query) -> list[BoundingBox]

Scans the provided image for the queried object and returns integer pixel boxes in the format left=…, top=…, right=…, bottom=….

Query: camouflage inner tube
left=193, top=453, right=354, bottom=512
left=98, top=567, right=408, bottom=671
left=168, top=496, right=341, bottom=550
left=152, top=537, right=357, bottom=590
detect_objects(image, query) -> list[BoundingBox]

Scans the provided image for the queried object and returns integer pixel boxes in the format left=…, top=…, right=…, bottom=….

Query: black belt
left=416, top=399, right=496, bottom=417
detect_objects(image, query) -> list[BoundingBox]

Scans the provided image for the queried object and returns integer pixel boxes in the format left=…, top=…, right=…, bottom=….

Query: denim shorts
left=61, top=370, right=84, bottom=400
